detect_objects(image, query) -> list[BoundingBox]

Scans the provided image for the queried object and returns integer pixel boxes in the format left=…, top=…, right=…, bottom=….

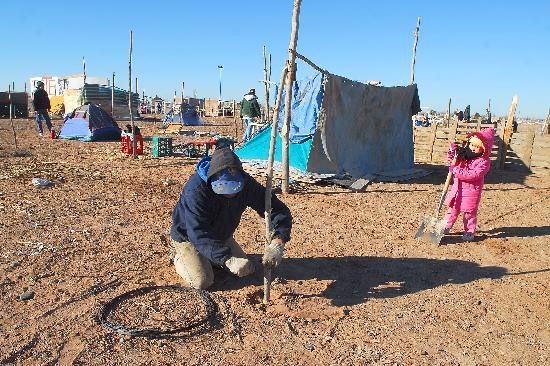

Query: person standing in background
left=32, top=81, right=52, bottom=137
left=240, top=88, right=261, bottom=142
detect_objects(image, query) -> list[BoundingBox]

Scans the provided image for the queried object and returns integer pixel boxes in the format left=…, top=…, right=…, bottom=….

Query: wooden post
left=543, top=108, right=550, bottom=135
left=497, top=95, right=518, bottom=169
left=128, top=30, right=136, bottom=158
left=281, top=0, right=302, bottom=193
left=8, top=85, right=18, bottom=150
left=233, top=99, right=238, bottom=141
left=111, top=72, right=115, bottom=118
left=410, top=16, right=421, bottom=85
left=263, top=65, right=288, bottom=305
left=263, top=46, right=271, bottom=124
left=82, top=56, right=86, bottom=84
left=524, top=129, right=536, bottom=170
left=428, top=122, right=438, bottom=162
left=447, top=98, right=451, bottom=127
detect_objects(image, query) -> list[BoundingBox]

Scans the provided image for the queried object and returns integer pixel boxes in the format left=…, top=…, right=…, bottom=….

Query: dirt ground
left=1, top=117, right=548, bottom=365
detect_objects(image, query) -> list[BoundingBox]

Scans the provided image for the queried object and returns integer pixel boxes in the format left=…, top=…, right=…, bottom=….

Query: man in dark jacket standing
left=170, top=147, right=292, bottom=289
left=240, top=88, right=261, bottom=142
left=32, top=81, right=52, bottom=137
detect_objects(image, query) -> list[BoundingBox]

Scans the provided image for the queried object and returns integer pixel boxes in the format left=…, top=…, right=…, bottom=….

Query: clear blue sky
left=2, top=0, right=549, bottom=118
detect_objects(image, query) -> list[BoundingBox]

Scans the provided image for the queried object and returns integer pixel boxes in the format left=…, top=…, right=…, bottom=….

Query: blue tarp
left=236, top=125, right=313, bottom=173
left=163, top=105, right=202, bottom=126
left=236, top=72, right=418, bottom=178
left=276, top=72, right=324, bottom=143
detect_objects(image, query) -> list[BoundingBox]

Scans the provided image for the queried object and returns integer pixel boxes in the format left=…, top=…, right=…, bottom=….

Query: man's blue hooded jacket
left=170, top=150, right=292, bottom=266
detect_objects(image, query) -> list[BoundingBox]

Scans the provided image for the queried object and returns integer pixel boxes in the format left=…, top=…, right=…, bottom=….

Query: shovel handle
left=436, top=172, right=452, bottom=213
left=436, top=156, right=457, bottom=214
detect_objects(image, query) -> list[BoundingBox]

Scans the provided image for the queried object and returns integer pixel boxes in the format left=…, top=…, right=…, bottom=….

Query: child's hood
left=467, top=128, right=495, bottom=158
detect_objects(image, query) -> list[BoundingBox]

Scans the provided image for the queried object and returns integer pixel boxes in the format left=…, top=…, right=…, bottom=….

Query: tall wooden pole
left=263, top=46, right=271, bottom=124
left=263, top=65, right=289, bottom=305
left=281, top=0, right=302, bottom=193
left=410, top=16, right=421, bottom=85
left=498, top=95, right=518, bottom=169
left=8, top=85, right=18, bottom=150
left=128, top=30, right=136, bottom=158
left=233, top=99, right=238, bottom=140
left=447, top=97, right=451, bottom=127
left=111, top=72, right=115, bottom=118
left=82, top=56, right=87, bottom=84
left=543, top=107, right=550, bottom=135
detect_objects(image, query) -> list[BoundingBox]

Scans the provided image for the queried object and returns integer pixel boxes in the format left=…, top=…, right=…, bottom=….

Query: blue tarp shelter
left=59, top=104, right=121, bottom=141
left=236, top=71, right=421, bottom=178
left=162, top=104, right=202, bottom=126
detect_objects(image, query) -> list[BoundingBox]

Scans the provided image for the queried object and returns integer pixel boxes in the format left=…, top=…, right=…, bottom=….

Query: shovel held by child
left=415, top=156, right=457, bottom=245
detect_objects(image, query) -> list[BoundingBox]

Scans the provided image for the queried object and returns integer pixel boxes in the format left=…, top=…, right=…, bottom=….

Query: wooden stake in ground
left=498, top=95, right=518, bottom=169
left=543, top=107, right=550, bottom=135
left=111, top=72, right=115, bottom=118
left=447, top=97, right=451, bottom=127
left=410, top=16, right=421, bottom=85
left=281, top=0, right=302, bottom=193
left=128, top=30, right=136, bottom=158
left=233, top=99, right=238, bottom=140
left=8, top=84, right=18, bottom=150
left=263, top=46, right=271, bottom=124
left=263, top=66, right=289, bottom=305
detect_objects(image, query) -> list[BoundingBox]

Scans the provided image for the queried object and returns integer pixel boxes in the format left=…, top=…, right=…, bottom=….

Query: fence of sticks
left=413, top=119, right=550, bottom=175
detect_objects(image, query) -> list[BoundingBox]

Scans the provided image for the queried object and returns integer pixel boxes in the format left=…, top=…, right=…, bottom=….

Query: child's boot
left=461, top=232, right=475, bottom=242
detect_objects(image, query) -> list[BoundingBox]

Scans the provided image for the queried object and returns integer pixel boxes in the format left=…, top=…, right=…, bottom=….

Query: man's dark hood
left=206, top=147, right=243, bottom=181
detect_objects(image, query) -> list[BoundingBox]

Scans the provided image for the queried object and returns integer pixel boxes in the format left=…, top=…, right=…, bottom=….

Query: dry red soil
left=1, top=118, right=549, bottom=365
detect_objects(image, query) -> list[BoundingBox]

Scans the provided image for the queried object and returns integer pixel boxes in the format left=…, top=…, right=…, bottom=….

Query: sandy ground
left=0, top=117, right=549, bottom=365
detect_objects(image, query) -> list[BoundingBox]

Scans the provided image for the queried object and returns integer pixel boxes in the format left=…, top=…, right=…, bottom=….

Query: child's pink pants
left=444, top=207, right=477, bottom=234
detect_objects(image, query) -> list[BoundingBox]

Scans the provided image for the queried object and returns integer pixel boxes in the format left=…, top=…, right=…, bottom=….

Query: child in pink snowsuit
left=444, top=128, right=495, bottom=241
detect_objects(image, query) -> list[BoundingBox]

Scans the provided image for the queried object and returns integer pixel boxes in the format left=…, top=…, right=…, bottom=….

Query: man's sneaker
left=462, top=232, right=475, bottom=242
left=39, top=132, right=43, bottom=137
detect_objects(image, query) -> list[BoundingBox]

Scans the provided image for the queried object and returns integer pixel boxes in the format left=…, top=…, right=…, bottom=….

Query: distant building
left=30, top=74, right=109, bottom=96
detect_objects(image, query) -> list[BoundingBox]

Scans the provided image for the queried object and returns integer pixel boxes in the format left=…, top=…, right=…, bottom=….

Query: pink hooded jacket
left=444, top=128, right=495, bottom=212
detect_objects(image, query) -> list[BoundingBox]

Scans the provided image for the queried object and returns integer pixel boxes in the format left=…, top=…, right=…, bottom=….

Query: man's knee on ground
left=186, top=274, right=214, bottom=290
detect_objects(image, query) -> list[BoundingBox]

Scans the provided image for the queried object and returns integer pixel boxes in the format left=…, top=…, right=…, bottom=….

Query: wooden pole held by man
left=263, top=65, right=289, bottom=304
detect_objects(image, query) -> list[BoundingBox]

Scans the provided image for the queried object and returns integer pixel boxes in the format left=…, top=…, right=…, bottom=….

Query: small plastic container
left=121, top=133, right=143, bottom=155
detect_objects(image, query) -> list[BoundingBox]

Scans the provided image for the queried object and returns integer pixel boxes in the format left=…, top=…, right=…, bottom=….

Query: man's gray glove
left=262, top=240, right=285, bottom=268
left=225, top=257, right=255, bottom=277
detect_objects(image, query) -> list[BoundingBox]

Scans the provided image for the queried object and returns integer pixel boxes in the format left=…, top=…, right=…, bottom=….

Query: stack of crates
left=152, top=136, right=173, bottom=157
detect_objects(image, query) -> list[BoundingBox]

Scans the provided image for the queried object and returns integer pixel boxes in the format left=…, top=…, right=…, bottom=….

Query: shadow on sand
left=212, top=256, right=509, bottom=307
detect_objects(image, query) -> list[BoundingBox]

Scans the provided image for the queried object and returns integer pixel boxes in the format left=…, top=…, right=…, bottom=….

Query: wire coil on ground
left=97, top=285, right=217, bottom=338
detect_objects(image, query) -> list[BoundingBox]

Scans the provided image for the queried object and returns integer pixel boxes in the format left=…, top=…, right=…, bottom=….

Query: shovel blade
left=415, top=216, right=448, bottom=245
